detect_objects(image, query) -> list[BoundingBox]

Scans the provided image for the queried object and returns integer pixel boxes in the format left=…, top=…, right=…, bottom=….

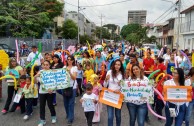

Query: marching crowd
left=1, top=42, right=194, bottom=126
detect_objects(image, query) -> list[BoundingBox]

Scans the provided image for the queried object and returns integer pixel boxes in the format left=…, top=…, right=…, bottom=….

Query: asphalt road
left=0, top=82, right=193, bottom=126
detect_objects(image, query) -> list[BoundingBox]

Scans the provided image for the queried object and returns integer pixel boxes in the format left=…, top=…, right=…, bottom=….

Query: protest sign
left=121, top=80, right=154, bottom=104
left=40, top=68, right=70, bottom=91
left=13, top=88, right=23, bottom=103
left=163, top=86, right=192, bottom=102
left=99, top=88, right=124, bottom=109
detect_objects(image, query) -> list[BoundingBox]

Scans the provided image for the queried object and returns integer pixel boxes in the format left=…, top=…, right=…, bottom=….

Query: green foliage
left=61, top=19, right=78, bottom=39
left=95, top=26, right=111, bottom=39
left=120, top=23, right=149, bottom=44
left=0, top=0, right=64, bottom=37
left=103, top=24, right=117, bottom=32
left=80, top=34, right=94, bottom=45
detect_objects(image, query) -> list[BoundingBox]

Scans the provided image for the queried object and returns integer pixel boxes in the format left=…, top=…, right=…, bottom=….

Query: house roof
left=181, top=5, right=194, bottom=14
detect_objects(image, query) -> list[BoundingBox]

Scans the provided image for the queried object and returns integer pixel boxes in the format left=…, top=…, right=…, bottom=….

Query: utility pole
left=77, top=0, right=80, bottom=44
left=177, top=0, right=181, bottom=50
left=99, top=14, right=105, bottom=41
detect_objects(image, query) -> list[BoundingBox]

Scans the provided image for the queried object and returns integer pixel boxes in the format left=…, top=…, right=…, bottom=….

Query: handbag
left=63, top=81, right=75, bottom=97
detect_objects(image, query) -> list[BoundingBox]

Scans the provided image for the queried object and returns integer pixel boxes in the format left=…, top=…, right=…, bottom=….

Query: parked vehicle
left=142, top=44, right=160, bottom=56
left=0, top=44, right=16, bottom=57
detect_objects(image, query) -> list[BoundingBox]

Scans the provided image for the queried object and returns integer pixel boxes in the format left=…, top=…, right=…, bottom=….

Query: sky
left=64, top=0, right=194, bottom=28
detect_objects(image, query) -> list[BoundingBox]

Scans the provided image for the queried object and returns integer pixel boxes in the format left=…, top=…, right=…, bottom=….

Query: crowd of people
left=1, top=42, right=194, bottom=126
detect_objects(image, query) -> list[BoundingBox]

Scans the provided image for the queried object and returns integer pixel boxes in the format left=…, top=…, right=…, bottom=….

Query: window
left=188, top=39, right=191, bottom=45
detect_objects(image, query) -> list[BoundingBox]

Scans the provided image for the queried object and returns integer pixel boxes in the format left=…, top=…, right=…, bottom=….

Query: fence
left=0, top=37, right=78, bottom=52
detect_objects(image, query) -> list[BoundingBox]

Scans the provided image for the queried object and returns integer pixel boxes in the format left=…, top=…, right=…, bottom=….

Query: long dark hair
left=66, top=55, right=75, bottom=66
left=111, top=59, right=124, bottom=80
left=53, top=54, right=62, bottom=63
left=131, top=64, right=144, bottom=80
left=176, top=68, right=185, bottom=86
left=83, top=51, right=90, bottom=58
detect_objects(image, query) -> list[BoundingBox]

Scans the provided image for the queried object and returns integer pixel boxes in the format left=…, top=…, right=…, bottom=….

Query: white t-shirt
left=164, top=79, right=185, bottom=105
left=185, top=79, right=191, bottom=86
left=27, top=51, right=43, bottom=66
left=81, top=93, right=97, bottom=112
left=63, top=66, right=78, bottom=89
left=127, top=76, right=149, bottom=105
left=163, top=54, right=170, bottom=63
left=176, top=56, right=186, bottom=64
left=105, top=70, right=123, bottom=91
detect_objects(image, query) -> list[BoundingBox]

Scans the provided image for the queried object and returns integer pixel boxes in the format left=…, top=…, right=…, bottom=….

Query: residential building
left=115, top=25, right=120, bottom=35
left=65, top=11, right=96, bottom=38
left=52, top=0, right=65, bottom=39
left=180, top=5, right=194, bottom=51
left=128, top=10, right=147, bottom=25
left=147, top=17, right=184, bottom=49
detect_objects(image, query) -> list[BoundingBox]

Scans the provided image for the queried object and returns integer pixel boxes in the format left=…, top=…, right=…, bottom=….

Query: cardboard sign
left=121, top=80, right=154, bottom=104
left=163, top=86, right=192, bottom=102
left=99, top=88, right=124, bottom=109
left=40, top=68, right=70, bottom=91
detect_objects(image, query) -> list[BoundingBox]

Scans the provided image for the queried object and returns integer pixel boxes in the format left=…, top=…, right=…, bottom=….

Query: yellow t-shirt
left=84, top=69, right=94, bottom=83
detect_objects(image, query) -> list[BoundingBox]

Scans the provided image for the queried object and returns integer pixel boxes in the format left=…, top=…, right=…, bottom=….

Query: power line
left=81, top=0, right=132, bottom=7
left=65, top=1, right=77, bottom=7
left=152, top=3, right=176, bottom=23
left=155, top=9, right=175, bottom=24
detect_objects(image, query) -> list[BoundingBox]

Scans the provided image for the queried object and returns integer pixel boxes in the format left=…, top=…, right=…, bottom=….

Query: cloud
left=64, top=0, right=188, bottom=28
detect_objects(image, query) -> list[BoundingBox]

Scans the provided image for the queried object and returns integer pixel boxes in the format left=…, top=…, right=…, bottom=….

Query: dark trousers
left=53, top=93, right=56, bottom=104
left=76, top=78, right=83, bottom=95
left=33, top=98, right=38, bottom=106
left=10, top=96, right=26, bottom=113
left=85, top=111, right=94, bottom=126
left=26, top=98, right=33, bottom=115
left=39, top=93, right=56, bottom=120
left=4, top=86, right=17, bottom=111
left=156, top=98, right=164, bottom=117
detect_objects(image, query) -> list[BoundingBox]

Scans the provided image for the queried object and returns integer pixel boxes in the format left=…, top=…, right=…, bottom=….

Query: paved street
left=0, top=82, right=193, bottom=126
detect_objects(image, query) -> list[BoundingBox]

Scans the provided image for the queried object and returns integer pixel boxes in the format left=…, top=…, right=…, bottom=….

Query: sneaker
left=23, top=115, right=29, bottom=120
left=38, top=120, right=46, bottom=126
left=1, top=109, right=7, bottom=114
left=67, top=121, right=72, bottom=126
left=51, top=116, right=57, bottom=124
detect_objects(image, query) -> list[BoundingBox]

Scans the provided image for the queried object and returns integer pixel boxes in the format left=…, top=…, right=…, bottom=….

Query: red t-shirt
left=20, top=82, right=26, bottom=88
left=153, top=63, right=166, bottom=76
left=143, top=58, right=155, bottom=71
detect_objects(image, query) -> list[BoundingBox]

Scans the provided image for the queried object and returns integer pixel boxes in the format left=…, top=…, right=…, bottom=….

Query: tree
left=120, top=23, right=149, bottom=44
left=61, top=19, right=78, bottom=39
left=95, top=26, right=111, bottom=39
left=80, top=34, right=94, bottom=45
left=0, top=0, right=64, bottom=37
left=120, top=24, right=142, bottom=39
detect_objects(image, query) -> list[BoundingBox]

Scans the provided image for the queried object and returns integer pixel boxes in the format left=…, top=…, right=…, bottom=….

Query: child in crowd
left=90, top=74, right=102, bottom=123
left=76, top=63, right=83, bottom=96
left=80, top=84, right=97, bottom=126
left=9, top=75, right=26, bottom=114
left=97, top=63, right=107, bottom=85
left=23, top=77, right=34, bottom=120
left=33, top=66, right=40, bottom=107
left=83, top=64, right=94, bottom=87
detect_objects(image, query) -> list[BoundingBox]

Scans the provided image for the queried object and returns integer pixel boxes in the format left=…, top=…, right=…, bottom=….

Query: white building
left=65, top=11, right=96, bottom=38
left=180, top=5, right=194, bottom=51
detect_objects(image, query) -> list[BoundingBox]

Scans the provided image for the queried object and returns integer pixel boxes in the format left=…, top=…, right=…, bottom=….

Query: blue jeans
left=185, top=100, right=194, bottom=126
left=63, top=89, right=76, bottom=123
left=126, top=103, right=147, bottom=126
left=165, top=102, right=186, bottom=126
left=107, top=105, right=121, bottom=126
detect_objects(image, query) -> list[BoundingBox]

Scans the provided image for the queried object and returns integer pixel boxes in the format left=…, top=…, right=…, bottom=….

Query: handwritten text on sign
left=163, top=86, right=192, bottom=102
left=40, top=68, right=70, bottom=90
left=121, top=80, right=154, bottom=104
left=99, top=88, right=124, bottom=109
